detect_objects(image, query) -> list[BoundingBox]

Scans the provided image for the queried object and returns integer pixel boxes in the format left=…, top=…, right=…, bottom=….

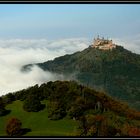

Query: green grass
left=0, top=100, right=78, bottom=136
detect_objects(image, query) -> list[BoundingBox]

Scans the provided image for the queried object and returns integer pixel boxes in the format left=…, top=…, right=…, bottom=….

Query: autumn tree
left=68, top=97, right=86, bottom=120
left=6, top=117, right=22, bottom=136
left=78, top=114, right=111, bottom=136
left=128, top=127, right=140, bottom=136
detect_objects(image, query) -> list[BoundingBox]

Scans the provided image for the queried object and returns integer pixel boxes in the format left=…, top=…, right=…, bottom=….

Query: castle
left=90, top=36, right=116, bottom=50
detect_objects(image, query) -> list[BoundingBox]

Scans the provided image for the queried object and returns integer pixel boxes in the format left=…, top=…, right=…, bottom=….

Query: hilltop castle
left=90, top=36, right=116, bottom=50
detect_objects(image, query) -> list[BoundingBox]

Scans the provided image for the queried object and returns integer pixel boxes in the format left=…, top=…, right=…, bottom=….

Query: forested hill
left=22, top=46, right=140, bottom=110
left=1, top=81, right=140, bottom=136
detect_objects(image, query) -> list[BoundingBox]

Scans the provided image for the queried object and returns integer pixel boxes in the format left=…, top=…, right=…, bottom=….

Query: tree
left=47, top=100, right=66, bottom=120
left=121, top=123, right=140, bottom=136
left=0, top=97, right=6, bottom=116
left=68, top=97, right=85, bottom=120
left=23, top=94, right=43, bottom=112
left=128, top=127, right=140, bottom=136
left=6, top=117, right=22, bottom=136
left=3, top=93, right=15, bottom=104
left=78, top=114, right=110, bottom=136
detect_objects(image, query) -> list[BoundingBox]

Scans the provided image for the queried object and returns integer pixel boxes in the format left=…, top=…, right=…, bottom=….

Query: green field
left=0, top=100, right=78, bottom=136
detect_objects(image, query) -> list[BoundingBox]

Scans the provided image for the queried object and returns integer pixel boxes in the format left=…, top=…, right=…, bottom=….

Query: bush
left=6, top=117, right=22, bottom=136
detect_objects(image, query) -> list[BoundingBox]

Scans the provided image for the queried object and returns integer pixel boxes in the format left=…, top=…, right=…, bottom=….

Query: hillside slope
left=22, top=46, right=140, bottom=110
left=1, top=81, right=140, bottom=136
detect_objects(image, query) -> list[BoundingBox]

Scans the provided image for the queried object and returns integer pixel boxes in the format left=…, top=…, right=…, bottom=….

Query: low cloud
left=113, top=35, right=140, bottom=54
left=0, top=38, right=89, bottom=95
left=0, top=37, right=140, bottom=95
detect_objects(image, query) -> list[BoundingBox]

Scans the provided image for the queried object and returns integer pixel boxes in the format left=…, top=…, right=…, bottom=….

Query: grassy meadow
left=0, top=100, right=78, bottom=136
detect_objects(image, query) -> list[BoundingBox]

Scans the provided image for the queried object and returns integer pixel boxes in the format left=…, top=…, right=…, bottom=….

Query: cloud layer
left=0, top=38, right=89, bottom=95
left=113, top=35, right=140, bottom=54
left=0, top=37, right=140, bottom=95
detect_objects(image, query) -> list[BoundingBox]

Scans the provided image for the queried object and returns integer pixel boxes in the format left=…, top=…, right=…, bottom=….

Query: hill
left=22, top=45, right=140, bottom=110
left=1, top=80, right=140, bottom=136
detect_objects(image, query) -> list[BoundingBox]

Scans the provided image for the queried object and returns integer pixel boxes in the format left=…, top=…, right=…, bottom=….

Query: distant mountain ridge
left=22, top=45, right=140, bottom=110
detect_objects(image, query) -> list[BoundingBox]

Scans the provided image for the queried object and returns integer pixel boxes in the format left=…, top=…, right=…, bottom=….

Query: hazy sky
left=0, top=4, right=140, bottom=39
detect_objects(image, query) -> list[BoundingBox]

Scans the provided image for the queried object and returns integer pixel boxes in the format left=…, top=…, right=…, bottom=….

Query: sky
left=0, top=4, right=140, bottom=95
left=0, top=4, right=140, bottom=39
